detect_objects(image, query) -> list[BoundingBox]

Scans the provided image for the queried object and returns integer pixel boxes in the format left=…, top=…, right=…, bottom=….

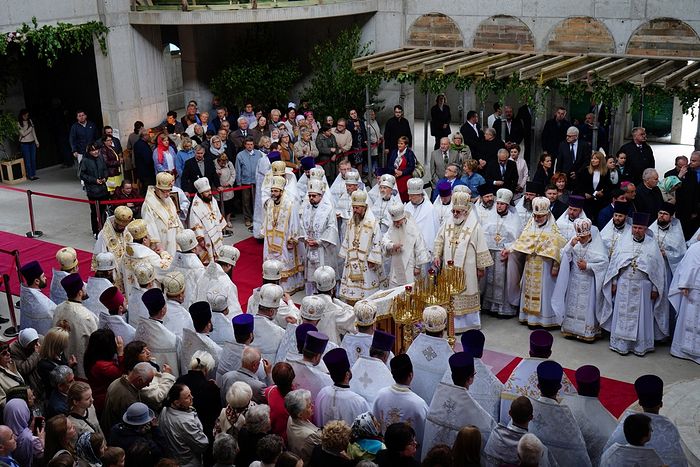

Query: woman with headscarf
left=659, top=175, right=682, bottom=204
left=75, top=431, right=106, bottom=467
left=152, top=133, right=177, bottom=176
left=0, top=341, right=25, bottom=409
left=206, top=135, right=227, bottom=162
left=3, top=398, right=44, bottom=466
left=346, top=412, right=386, bottom=462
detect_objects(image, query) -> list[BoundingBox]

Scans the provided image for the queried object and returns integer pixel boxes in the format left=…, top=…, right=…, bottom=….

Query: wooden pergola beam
left=663, top=62, right=700, bottom=88
left=406, top=50, right=469, bottom=73
left=381, top=50, right=437, bottom=72
left=353, top=48, right=411, bottom=71
left=606, top=59, right=657, bottom=86
left=537, top=55, right=590, bottom=83
left=491, top=55, right=541, bottom=79
left=640, top=60, right=686, bottom=87
left=565, top=57, right=615, bottom=82
left=458, top=53, right=514, bottom=76
left=519, top=56, right=564, bottom=80
left=439, top=51, right=488, bottom=74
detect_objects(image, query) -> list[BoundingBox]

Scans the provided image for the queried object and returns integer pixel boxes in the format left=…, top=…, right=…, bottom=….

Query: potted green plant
left=0, top=110, right=25, bottom=184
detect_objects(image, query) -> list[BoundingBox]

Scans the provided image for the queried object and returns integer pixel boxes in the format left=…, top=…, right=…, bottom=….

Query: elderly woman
left=175, top=137, right=195, bottom=188
left=159, top=384, right=209, bottom=467
left=264, top=362, right=294, bottom=441
left=215, top=381, right=254, bottom=438
left=347, top=412, right=386, bottom=462
left=659, top=175, right=682, bottom=204
left=279, top=132, right=296, bottom=169
left=67, top=381, right=102, bottom=439
left=0, top=341, right=25, bottom=409
left=215, top=154, right=236, bottom=229
left=75, top=431, right=106, bottom=467
left=4, top=398, right=44, bottom=466
left=309, top=420, right=354, bottom=467
left=294, top=128, right=319, bottom=162
left=285, top=389, right=321, bottom=464
left=234, top=404, right=272, bottom=467
left=9, top=329, right=42, bottom=403
left=450, top=132, right=471, bottom=163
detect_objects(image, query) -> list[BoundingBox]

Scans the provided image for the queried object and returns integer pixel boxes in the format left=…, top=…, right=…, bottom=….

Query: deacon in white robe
left=312, top=279, right=356, bottom=346
left=299, top=180, right=338, bottom=295
left=481, top=189, right=522, bottom=317
left=340, top=300, right=393, bottom=367
left=252, top=284, right=287, bottom=363
left=432, top=181, right=457, bottom=228
left=262, top=176, right=304, bottom=294
left=133, top=288, right=182, bottom=377
left=329, top=159, right=365, bottom=205
left=514, top=187, right=539, bottom=229
left=670, top=242, right=700, bottom=363
left=339, top=191, right=384, bottom=303
left=188, top=177, right=227, bottom=261
left=405, top=306, right=454, bottom=404
left=601, top=213, right=668, bottom=356
left=474, top=184, right=496, bottom=225
left=181, top=322, right=222, bottom=377
left=252, top=153, right=273, bottom=240
left=599, top=202, right=631, bottom=259
left=432, top=192, right=493, bottom=331
left=83, top=252, right=116, bottom=316
left=649, top=206, right=687, bottom=313
left=552, top=219, right=609, bottom=341
left=168, top=230, right=206, bottom=310
left=555, top=195, right=588, bottom=241
left=93, top=206, right=133, bottom=294
left=215, top=314, right=258, bottom=386
left=48, top=270, right=70, bottom=314
left=161, top=271, right=195, bottom=339
left=315, top=348, right=370, bottom=427
left=97, top=286, right=136, bottom=344
left=194, top=246, right=242, bottom=317
left=18, top=261, right=56, bottom=336
left=600, top=443, right=664, bottom=467
left=404, top=178, right=439, bottom=258
left=206, top=289, right=235, bottom=346
left=381, top=207, right=431, bottom=288
left=289, top=331, right=333, bottom=405
left=141, top=172, right=184, bottom=256
left=347, top=330, right=395, bottom=406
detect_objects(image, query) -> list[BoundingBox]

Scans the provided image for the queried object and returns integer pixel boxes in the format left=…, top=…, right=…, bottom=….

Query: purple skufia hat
left=575, top=365, right=600, bottom=397
left=303, top=330, right=329, bottom=354
left=371, top=330, right=395, bottom=352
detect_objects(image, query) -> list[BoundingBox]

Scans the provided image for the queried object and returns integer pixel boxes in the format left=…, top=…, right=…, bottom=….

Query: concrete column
left=179, top=25, right=210, bottom=109
left=94, top=0, right=169, bottom=135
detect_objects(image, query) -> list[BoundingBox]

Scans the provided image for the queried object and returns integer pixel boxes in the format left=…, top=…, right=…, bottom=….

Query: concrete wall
left=0, top=0, right=99, bottom=32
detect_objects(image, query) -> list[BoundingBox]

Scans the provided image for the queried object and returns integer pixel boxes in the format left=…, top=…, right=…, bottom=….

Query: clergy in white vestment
left=405, top=306, right=454, bottom=404
left=555, top=195, right=588, bottom=241
left=474, top=183, right=497, bottom=226
left=180, top=301, right=223, bottom=376
left=19, top=261, right=57, bottom=336
left=121, top=219, right=172, bottom=293
left=381, top=205, right=431, bottom=288
left=195, top=245, right=242, bottom=316
left=278, top=322, right=316, bottom=366
left=93, top=206, right=133, bottom=294
left=650, top=203, right=687, bottom=302
left=52, top=273, right=98, bottom=379
left=141, top=172, right=184, bottom=256
left=482, top=189, right=522, bottom=317
left=329, top=158, right=366, bottom=205
left=422, top=352, right=496, bottom=460
left=50, top=247, right=82, bottom=305
left=432, top=192, right=494, bottom=332
left=563, top=365, right=616, bottom=466
left=336, top=170, right=370, bottom=261
left=133, top=288, right=182, bottom=378
left=83, top=252, right=116, bottom=317
left=528, top=360, right=591, bottom=467
left=507, top=197, right=567, bottom=328
left=315, top=348, right=370, bottom=427
left=252, top=284, right=287, bottom=363
left=216, top=313, right=255, bottom=386
left=313, top=266, right=356, bottom=345
left=349, top=331, right=396, bottom=406
left=599, top=201, right=631, bottom=259
left=603, top=374, right=688, bottom=467
left=299, top=179, right=338, bottom=295
left=432, top=181, right=454, bottom=228
left=262, top=175, right=304, bottom=294
left=552, top=219, right=609, bottom=341
left=247, top=259, right=300, bottom=329
left=125, top=262, right=156, bottom=330
left=188, top=177, right=227, bottom=262
left=289, top=331, right=333, bottom=405
left=669, top=241, right=700, bottom=364
left=514, top=182, right=544, bottom=230
left=169, top=229, right=205, bottom=310
left=404, top=178, right=439, bottom=258
left=339, top=191, right=384, bottom=303
left=161, top=271, right=195, bottom=339
left=297, top=162, right=329, bottom=208
left=371, top=173, right=401, bottom=235
left=206, top=288, right=235, bottom=346
left=372, top=354, right=429, bottom=459
left=500, top=330, right=577, bottom=425
left=252, top=151, right=275, bottom=240
left=98, top=286, right=135, bottom=344
left=600, top=212, right=668, bottom=356
left=599, top=413, right=665, bottom=467
left=260, top=160, right=299, bottom=216
left=340, top=300, right=393, bottom=367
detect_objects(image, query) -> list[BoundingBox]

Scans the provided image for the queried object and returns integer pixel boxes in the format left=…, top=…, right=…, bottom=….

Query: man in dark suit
left=430, top=137, right=461, bottom=190
left=430, top=94, right=451, bottom=150
left=544, top=184, right=568, bottom=219
left=383, top=105, right=412, bottom=155
left=492, top=105, right=523, bottom=147
left=618, top=127, right=655, bottom=185
left=459, top=110, right=483, bottom=156
left=431, top=163, right=467, bottom=202
left=635, top=168, right=663, bottom=225
left=676, top=150, right=700, bottom=239
left=181, top=146, right=220, bottom=194
left=133, top=129, right=155, bottom=196
left=540, top=106, right=570, bottom=161
left=477, top=128, right=506, bottom=168
left=485, top=148, right=519, bottom=193
left=228, top=117, right=261, bottom=155
left=664, top=155, right=688, bottom=178
left=557, top=126, right=591, bottom=181
left=515, top=104, right=533, bottom=165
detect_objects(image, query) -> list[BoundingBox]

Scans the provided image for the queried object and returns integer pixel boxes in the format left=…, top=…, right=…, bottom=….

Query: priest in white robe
left=514, top=182, right=544, bottom=229
left=422, top=352, right=496, bottom=460
left=371, top=173, right=401, bottom=235
left=482, top=189, right=522, bottom=317
left=329, top=158, right=365, bottom=205
left=307, top=270, right=355, bottom=345
left=670, top=241, right=700, bottom=363
left=247, top=259, right=300, bottom=329
left=216, top=314, right=255, bottom=386
left=98, top=286, right=135, bottom=344
left=141, top=172, right=184, bottom=256
left=275, top=295, right=339, bottom=364
left=432, top=181, right=454, bottom=228
left=52, top=273, right=98, bottom=379
left=601, top=212, right=668, bottom=356
left=650, top=203, right=687, bottom=324
left=125, top=262, right=156, bottom=329
left=406, top=306, right=454, bottom=404
left=339, top=191, right=384, bottom=303
left=563, top=365, right=617, bottom=466
left=206, top=288, right=235, bottom=346
left=529, top=360, right=591, bottom=466
left=456, top=330, right=504, bottom=422
left=599, top=201, right=631, bottom=258
left=289, top=331, right=333, bottom=404
left=349, top=331, right=395, bottom=405
left=599, top=413, right=665, bottom=467
left=161, top=271, right=195, bottom=339
left=500, top=330, right=577, bottom=425
left=381, top=205, right=430, bottom=288
left=188, top=177, right=227, bottom=261
left=252, top=151, right=275, bottom=240
left=84, top=252, right=116, bottom=317
left=340, top=300, right=393, bottom=367
left=315, top=348, right=370, bottom=427
left=603, top=374, right=688, bottom=467
left=404, top=178, right=439, bottom=258
left=93, top=206, right=133, bottom=294
left=169, top=229, right=205, bottom=310
left=552, top=218, right=609, bottom=341
left=474, top=183, right=497, bottom=225
left=432, top=191, right=493, bottom=331
left=261, top=161, right=299, bottom=218
left=372, top=354, right=429, bottom=459
left=19, top=261, right=56, bottom=336
left=262, top=175, right=304, bottom=294
left=195, top=245, right=242, bottom=316
left=506, top=197, right=567, bottom=328
left=555, top=195, right=588, bottom=241
left=180, top=301, right=223, bottom=375
left=133, top=288, right=182, bottom=378
left=252, top=284, right=287, bottom=363
left=50, top=247, right=82, bottom=305
left=121, top=219, right=172, bottom=292
left=299, top=179, right=338, bottom=295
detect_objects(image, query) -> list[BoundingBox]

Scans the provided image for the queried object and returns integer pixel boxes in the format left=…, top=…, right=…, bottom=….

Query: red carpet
left=232, top=237, right=264, bottom=308
left=0, top=231, right=93, bottom=296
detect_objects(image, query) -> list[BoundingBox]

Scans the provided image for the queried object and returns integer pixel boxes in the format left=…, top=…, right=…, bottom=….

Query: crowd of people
left=6, top=95, right=699, bottom=466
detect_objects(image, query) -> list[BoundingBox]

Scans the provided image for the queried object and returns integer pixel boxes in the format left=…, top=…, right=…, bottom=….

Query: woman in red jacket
left=84, top=329, right=124, bottom=415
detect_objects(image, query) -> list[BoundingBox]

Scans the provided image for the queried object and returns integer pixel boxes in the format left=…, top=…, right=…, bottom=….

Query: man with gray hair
left=285, top=389, right=321, bottom=464
left=635, top=168, right=663, bottom=224
left=517, top=433, right=546, bottom=467
left=557, top=125, right=591, bottom=180
left=46, top=365, right=74, bottom=418
left=618, top=126, right=655, bottom=185
left=430, top=137, right=460, bottom=190
left=220, top=346, right=271, bottom=404
left=212, top=433, right=239, bottom=466
left=101, top=361, right=156, bottom=432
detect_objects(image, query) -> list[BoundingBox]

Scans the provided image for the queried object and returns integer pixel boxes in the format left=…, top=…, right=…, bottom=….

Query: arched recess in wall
left=626, top=17, right=700, bottom=58
left=546, top=16, right=615, bottom=54
left=407, top=13, right=464, bottom=48
left=473, top=15, right=534, bottom=51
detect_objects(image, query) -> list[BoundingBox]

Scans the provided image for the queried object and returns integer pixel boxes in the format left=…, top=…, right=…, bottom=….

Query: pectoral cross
left=494, top=233, right=503, bottom=243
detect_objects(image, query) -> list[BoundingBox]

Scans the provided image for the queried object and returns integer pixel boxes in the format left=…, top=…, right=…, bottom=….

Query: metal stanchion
left=25, top=190, right=43, bottom=238
left=95, top=199, right=104, bottom=231
left=2, top=274, right=18, bottom=337
left=220, top=191, right=231, bottom=238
